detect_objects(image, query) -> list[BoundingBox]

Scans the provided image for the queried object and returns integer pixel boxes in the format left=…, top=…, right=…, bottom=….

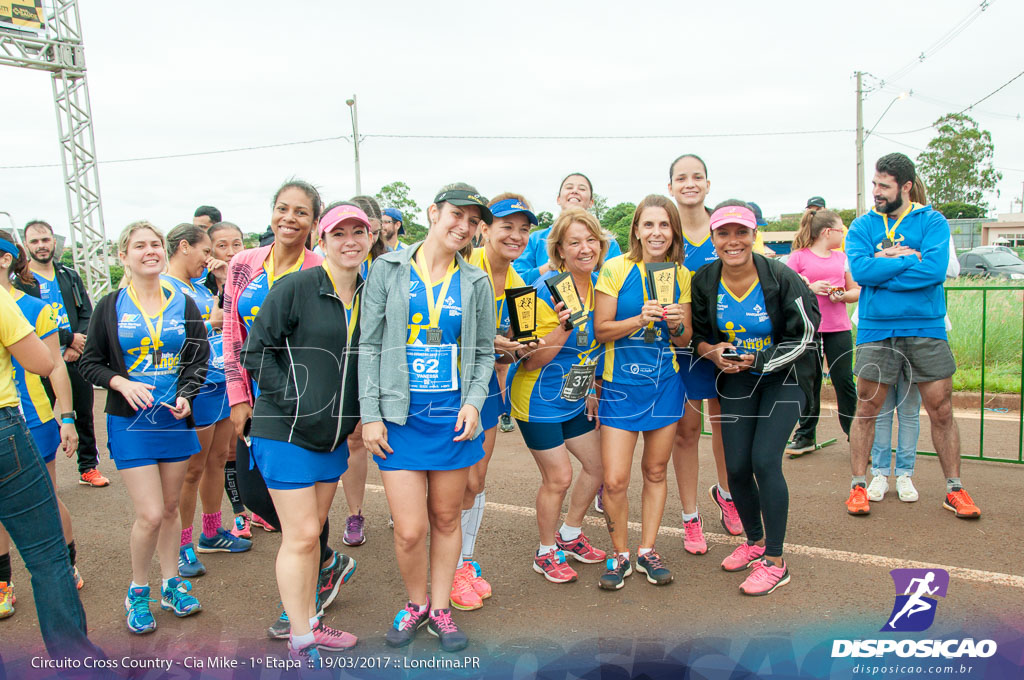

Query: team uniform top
left=717, top=280, right=773, bottom=375
left=9, top=289, right=59, bottom=428
left=682, top=233, right=720, bottom=273
left=595, top=255, right=692, bottom=385
left=467, top=248, right=526, bottom=345
left=162, top=275, right=225, bottom=384
left=0, top=287, right=35, bottom=409
left=510, top=269, right=602, bottom=421
left=115, top=282, right=192, bottom=428
left=31, top=270, right=72, bottom=348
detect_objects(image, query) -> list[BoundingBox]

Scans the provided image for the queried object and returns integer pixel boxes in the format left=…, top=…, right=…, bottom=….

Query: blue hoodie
left=847, top=203, right=949, bottom=342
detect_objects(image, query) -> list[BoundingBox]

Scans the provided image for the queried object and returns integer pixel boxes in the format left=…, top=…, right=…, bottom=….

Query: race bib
left=407, top=344, right=458, bottom=392
left=561, top=363, right=596, bottom=402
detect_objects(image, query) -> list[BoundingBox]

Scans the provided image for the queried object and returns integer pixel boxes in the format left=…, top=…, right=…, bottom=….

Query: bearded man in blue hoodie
left=844, top=153, right=980, bottom=520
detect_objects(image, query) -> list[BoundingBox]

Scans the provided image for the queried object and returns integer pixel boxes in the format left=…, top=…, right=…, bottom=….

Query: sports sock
left=67, top=540, right=77, bottom=567
left=946, top=477, right=962, bottom=493
left=617, top=551, right=630, bottom=562
left=558, top=523, right=582, bottom=541
left=201, top=511, right=222, bottom=539
left=538, top=543, right=556, bottom=556
left=224, top=461, right=244, bottom=514
left=162, top=578, right=171, bottom=592
left=717, top=484, right=732, bottom=501
left=851, top=475, right=867, bottom=488
left=129, top=581, right=147, bottom=591
left=308, top=616, right=319, bottom=629
left=0, top=552, right=11, bottom=583
left=460, top=491, right=485, bottom=560
left=411, top=601, right=428, bottom=613
left=180, top=526, right=193, bottom=547
left=290, top=631, right=315, bottom=650
left=637, top=547, right=652, bottom=556
left=682, top=511, right=698, bottom=523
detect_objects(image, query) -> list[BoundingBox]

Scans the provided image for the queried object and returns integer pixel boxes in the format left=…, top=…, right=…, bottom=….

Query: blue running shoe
left=161, top=577, right=202, bottom=617
left=288, top=642, right=322, bottom=668
left=125, top=585, right=157, bottom=634
left=196, top=528, right=252, bottom=553
left=178, top=543, right=206, bottom=577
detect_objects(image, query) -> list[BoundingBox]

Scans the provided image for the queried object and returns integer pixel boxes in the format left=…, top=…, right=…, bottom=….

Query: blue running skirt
left=598, top=374, right=686, bottom=432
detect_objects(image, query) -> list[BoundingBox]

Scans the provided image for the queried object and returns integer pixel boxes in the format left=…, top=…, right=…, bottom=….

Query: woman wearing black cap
left=689, top=200, right=819, bottom=596
left=360, top=182, right=495, bottom=653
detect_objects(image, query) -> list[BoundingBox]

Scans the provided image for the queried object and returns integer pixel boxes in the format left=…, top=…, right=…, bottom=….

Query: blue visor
left=489, top=198, right=538, bottom=225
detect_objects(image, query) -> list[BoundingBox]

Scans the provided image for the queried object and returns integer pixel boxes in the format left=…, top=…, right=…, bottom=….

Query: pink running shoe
left=709, top=485, right=743, bottom=536
left=721, top=542, right=766, bottom=572
left=456, top=561, right=491, bottom=599
left=231, top=514, right=252, bottom=539
left=251, top=513, right=278, bottom=532
left=683, top=516, right=707, bottom=555
left=739, top=559, right=790, bottom=596
left=556, top=531, right=607, bottom=564
left=533, top=549, right=578, bottom=584
left=312, top=621, right=358, bottom=650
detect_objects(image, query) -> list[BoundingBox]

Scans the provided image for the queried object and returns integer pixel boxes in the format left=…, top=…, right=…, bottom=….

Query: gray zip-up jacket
left=358, top=242, right=495, bottom=439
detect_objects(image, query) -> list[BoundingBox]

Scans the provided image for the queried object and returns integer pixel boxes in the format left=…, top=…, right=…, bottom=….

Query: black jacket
left=240, top=266, right=362, bottom=452
left=77, top=288, right=209, bottom=428
left=14, top=262, right=93, bottom=348
left=690, top=253, right=821, bottom=403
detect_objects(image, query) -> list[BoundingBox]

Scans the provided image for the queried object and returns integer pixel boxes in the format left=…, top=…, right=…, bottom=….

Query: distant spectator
left=193, top=206, right=222, bottom=229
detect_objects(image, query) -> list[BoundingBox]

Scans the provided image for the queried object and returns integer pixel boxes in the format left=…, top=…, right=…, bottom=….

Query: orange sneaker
left=457, top=561, right=491, bottom=599
left=845, top=485, right=870, bottom=515
left=448, top=566, right=483, bottom=611
left=943, top=488, right=981, bottom=519
left=78, top=468, right=110, bottom=487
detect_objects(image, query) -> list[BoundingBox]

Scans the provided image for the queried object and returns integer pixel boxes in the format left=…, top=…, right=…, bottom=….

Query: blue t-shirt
left=716, top=281, right=773, bottom=356
left=406, top=262, right=463, bottom=410
left=117, top=283, right=190, bottom=426
left=510, top=270, right=602, bottom=421
left=595, top=255, right=692, bottom=385
left=11, top=290, right=59, bottom=429
left=162, top=275, right=224, bottom=384
left=32, top=270, right=72, bottom=345
left=683, top=233, right=718, bottom=273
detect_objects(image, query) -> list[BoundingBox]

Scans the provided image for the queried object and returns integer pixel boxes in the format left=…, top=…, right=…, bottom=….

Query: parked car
left=958, top=248, right=1024, bottom=280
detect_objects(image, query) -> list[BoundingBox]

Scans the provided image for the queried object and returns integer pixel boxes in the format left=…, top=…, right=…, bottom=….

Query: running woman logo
left=881, top=568, right=949, bottom=632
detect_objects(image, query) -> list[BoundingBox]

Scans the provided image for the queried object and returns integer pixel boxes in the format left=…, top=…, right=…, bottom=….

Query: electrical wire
left=881, top=1, right=994, bottom=84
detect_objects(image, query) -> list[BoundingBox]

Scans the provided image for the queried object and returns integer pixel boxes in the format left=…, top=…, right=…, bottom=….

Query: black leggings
left=235, top=439, right=333, bottom=565
left=794, top=330, right=857, bottom=441
left=718, top=372, right=805, bottom=558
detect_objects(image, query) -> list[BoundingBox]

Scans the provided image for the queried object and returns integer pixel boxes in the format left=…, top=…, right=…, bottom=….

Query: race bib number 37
left=407, top=344, right=459, bottom=392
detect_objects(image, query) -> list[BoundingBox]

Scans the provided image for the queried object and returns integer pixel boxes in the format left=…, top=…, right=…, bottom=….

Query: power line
left=877, top=84, right=1021, bottom=121
left=0, top=134, right=350, bottom=169
left=0, top=128, right=853, bottom=169
left=881, top=1, right=994, bottom=84
left=871, top=133, right=1024, bottom=174
left=878, top=69, right=1024, bottom=135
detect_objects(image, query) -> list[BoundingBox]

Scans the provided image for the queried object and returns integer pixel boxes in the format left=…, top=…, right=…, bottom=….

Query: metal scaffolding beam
left=0, top=0, right=111, bottom=298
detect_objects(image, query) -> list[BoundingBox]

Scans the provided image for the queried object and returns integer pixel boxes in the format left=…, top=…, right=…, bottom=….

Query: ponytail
left=791, top=209, right=841, bottom=251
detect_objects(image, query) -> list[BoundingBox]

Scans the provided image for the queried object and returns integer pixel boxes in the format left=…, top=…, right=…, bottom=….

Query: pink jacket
left=223, top=244, right=322, bottom=407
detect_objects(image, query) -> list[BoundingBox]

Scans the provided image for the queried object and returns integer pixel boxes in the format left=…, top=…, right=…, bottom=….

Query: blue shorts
left=250, top=436, right=348, bottom=490
left=379, top=393, right=484, bottom=472
left=107, top=413, right=200, bottom=471
left=480, top=374, right=502, bottom=431
left=678, top=350, right=719, bottom=402
left=598, top=374, right=686, bottom=432
left=516, top=409, right=595, bottom=451
left=30, top=421, right=61, bottom=464
left=193, top=381, right=230, bottom=428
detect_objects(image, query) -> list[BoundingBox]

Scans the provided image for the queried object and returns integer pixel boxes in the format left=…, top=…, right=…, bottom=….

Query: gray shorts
left=854, top=337, right=956, bottom=385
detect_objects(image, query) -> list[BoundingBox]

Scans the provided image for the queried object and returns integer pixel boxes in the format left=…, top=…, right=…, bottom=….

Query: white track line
left=364, top=484, right=1024, bottom=590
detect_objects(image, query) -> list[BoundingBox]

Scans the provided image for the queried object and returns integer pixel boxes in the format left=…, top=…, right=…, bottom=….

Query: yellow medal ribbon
left=412, top=247, right=458, bottom=332
left=127, top=281, right=173, bottom=363
left=322, top=262, right=360, bottom=344
left=880, top=202, right=915, bottom=243
left=264, top=246, right=305, bottom=286
left=479, top=251, right=507, bottom=332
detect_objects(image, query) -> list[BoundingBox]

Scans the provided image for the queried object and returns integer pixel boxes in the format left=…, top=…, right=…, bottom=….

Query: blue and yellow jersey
left=510, top=270, right=602, bottom=421
left=467, top=248, right=526, bottom=339
left=716, top=280, right=773, bottom=356
left=236, top=249, right=305, bottom=334
left=10, top=289, right=58, bottom=428
left=406, top=258, right=463, bottom=401
left=0, top=287, right=34, bottom=409
left=116, top=281, right=190, bottom=405
left=359, top=253, right=375, bottom=281
left=595, top=255, right=692, bottom=385
left=162, top=274, right=225, bottom=384
left=32, top=269, right=72, bottom=339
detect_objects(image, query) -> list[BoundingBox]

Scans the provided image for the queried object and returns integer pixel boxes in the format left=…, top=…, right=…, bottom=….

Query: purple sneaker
left=342, top=512, right=366, bottom=547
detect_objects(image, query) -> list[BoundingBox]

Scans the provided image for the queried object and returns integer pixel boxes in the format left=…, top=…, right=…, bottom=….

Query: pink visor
left=318, top=204, right=371, bottom=237
left=709, top=205, right=757, bottom=231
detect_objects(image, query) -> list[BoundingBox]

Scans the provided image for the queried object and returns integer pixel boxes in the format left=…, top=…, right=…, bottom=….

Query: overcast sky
left=1, top=0, right=1022, bottom=242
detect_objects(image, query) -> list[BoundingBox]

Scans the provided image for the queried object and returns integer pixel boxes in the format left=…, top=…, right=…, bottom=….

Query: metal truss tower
left=0, top=0, right=111, bottom=297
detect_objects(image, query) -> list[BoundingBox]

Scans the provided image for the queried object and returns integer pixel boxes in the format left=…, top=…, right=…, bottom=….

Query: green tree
left=837, top=208, right=857, bottom=227
left=535, top=211, right=554, bottom=231
left=375, top=181, right=425, bottom=245
left=934, top=201, right=986, bottom=220
left=916, top=113, right=1002, bottom=208
left=591, top=194, right=609, bottom=221
left=109, top=264, right=125, bottom=287
left=601, top=202, right=636, bottom=251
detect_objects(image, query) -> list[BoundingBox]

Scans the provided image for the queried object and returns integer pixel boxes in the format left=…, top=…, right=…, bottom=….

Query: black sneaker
left=636, top=550, right=673, bottom=585
left=786, top=435, right=815, bottom=456
left=267, top=608, right=289, bottom=639
left=498, top=413, right=515, bottom=433
left=427, top=608, right=468, bottom=652
left=598, top=554, right=632, bottom=590
left=316, top=552, right=355, bottom=615
left=385, top=601, right=430, bottom=648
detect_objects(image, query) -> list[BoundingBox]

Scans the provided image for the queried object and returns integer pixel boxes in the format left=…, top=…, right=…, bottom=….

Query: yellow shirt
left=0, top=286, right=37, bottom=409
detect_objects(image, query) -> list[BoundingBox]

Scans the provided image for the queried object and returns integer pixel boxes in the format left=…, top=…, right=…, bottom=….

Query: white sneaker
left=895, top=474, right=918, bottom=502
left=866, top=475, right=889, bottom=502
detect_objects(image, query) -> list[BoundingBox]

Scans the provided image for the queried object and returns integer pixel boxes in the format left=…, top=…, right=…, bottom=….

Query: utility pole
left=345, top=95, right=361, bottom=195
left=855, top=71, right=866, bottom=216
